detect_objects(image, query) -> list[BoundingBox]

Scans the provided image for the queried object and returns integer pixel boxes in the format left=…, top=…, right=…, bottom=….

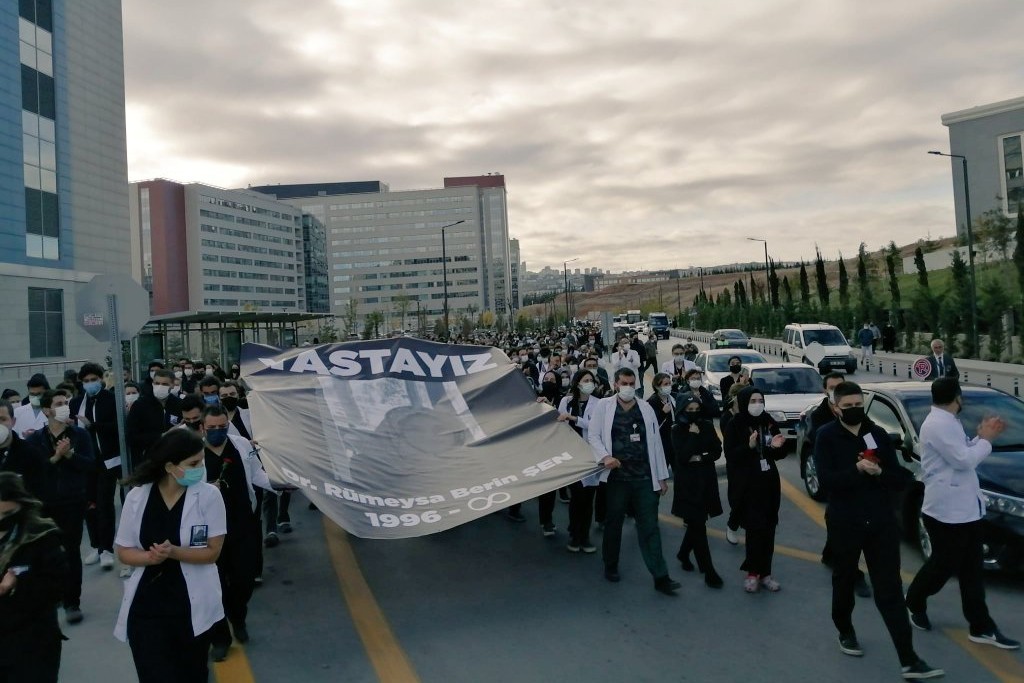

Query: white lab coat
left=586, top=396, right=669, bottom=490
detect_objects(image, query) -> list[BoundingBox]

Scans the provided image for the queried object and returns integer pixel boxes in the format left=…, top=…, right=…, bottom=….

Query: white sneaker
left=83, top=549, right=100, bottom=565
left=119, top=565, right=133, bottom=579
left=726, top=528, right=739, bottom=545
left=99, top=551, right=115, bottom=570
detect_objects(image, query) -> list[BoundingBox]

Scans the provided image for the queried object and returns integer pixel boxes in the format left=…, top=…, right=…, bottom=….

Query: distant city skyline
left=123, top=1, right=1023, bottom=272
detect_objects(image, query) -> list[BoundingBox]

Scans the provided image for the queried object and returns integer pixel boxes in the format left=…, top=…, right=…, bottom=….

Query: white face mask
left=174, top=371, right=183, bottom=379
left=827, top=390, right=836, bottom=404
left=617, top=386, right=636, bottom=402
left=688, top=380, right=702, bottom=390
left=29, top=395, right=41, bottom=408
left=0, top=424, right=10, bottom=445
left=184, top=368, right=194, bottom=377
left=747, top=403, right=765, bottom=417
left=153, top=385, right=171, bottom=400
left=53, top=405, right=71, bottom=422
left=125, top=393, right=140, bottom=406
left=658, top=385, right=672, bottom=396
left=579, top=382, right=596, bottom=395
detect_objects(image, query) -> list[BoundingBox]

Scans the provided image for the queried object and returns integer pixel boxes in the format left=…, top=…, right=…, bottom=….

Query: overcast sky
left=122, top=0, right=1023, bottom=272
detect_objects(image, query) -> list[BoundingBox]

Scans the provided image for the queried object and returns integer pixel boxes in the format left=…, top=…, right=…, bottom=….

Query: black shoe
left=541, top=523, right=556, bottom=537
left=901, top=658, right=944, bottom=679
left=65, top=606, right=83, bottom=625
left=908, top=608, right=932, bottom=631
left=505, top=510, right=527, bottom=523
left=211, top=644, right=230, bottom=662
left=264, top=532, right=280, bottom=548
left=558, top=489, right=570, bottom=504
left=677, top=553, right=694, bottom=572
left=838, top=633, right=863, bottom=657
left=654, top=576, right=680, bottom=595
left=704, top=571, right=723, bottom=589
left=233, top=625, right=249, bottom=644
left=604, top=565, right=621, bottom=583
left=279, top=521, right=293, bottom=533
left=968, top=629, right=1021, bottom=650
left=854, top=574, right=872, bottom=598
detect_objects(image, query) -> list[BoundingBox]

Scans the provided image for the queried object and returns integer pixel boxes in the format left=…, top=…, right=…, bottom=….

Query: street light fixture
left=440, top=219, right=466, bottom=337
left=746, top=237, right=770, bottom=303
left=563, top=257, right=579, bottom=324
left=929, top=150, right=978, bottom=355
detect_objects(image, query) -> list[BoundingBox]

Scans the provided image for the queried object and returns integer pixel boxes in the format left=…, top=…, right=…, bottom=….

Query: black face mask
left=221, top=396, right=239, bottom=412
left=184, top=420, right=202, bottom=432
left=839, top=406, right=865, bottom=426
left=729, top=365, right=741, bottom=374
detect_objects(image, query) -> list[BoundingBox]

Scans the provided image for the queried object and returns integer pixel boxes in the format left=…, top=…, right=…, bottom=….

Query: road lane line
left=322, top=517, right=421, bottom=683
left=944, top=628, right=1024, bottom=683
left=213, top=644, right=257, bottom=683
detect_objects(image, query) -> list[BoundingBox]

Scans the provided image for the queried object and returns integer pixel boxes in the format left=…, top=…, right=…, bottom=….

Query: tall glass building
left=1, top=0, right=130, bottom=378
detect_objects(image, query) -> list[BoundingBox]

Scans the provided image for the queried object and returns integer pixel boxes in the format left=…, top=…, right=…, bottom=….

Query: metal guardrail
left=0, top=359, right=90, bottom=388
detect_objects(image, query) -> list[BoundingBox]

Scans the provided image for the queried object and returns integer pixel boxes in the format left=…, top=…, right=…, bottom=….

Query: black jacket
left=27, top=426, right=95, bottom=505
left=0, top=518, right=66, bottom=657
left=807, top=397, right=836, bottom=447
left=722, top=386, right=785, bottom=529
left=70, top=388, right=120, bottom=460
left=924, top=352, right=959, bottom=381
left=670, top=419, right=723, bottom=521
left=674, top=387, right=721, bottom=420
left=125, top=394, right=182, bottom=468
left=647, top=393, right=675, bottom=459
left=813, top=419, right=912, bottom=524
left=0, top=435, right=48, bottom=501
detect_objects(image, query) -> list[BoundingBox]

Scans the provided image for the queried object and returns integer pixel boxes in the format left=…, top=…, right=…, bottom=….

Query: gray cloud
left=123, top=0, right=1024, bottom=271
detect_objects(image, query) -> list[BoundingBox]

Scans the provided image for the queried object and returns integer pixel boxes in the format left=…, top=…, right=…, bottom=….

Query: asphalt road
left=59, top=336, right=1022, bottom=682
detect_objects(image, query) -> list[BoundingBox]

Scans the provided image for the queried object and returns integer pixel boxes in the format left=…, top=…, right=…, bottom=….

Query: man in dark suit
left=925, top=339, right=959, bottom=381
left=70, top=362, right=122, bottom=569
left=124, top=368, right=181, bottom=469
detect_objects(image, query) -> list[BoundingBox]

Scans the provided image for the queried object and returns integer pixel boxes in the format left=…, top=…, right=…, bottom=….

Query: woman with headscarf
left=557, top=369, right=602, bottom=553
left=537, top=370, right=563, bottom=406
left=723, top=385, right=787, bottom=593
left=0, top=471, right=67, bottom=682
left=646, top=372, right=676, bottom=465
left=671, top=396, right=724, bottom=588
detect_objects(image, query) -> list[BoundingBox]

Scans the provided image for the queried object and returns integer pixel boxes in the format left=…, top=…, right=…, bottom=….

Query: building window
left=1001, top=133, right=1024, bottom=216
left=28, top=287, right=64, bottom=358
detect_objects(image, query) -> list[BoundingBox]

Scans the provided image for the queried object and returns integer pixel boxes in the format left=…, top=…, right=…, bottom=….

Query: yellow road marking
left=213, top=642, right=257, bottom=683
left=944, top=629, right=1024, bottom=683
left=323, top=517, right=421, bottom=683
left=778, top=475, right=825, bottom=528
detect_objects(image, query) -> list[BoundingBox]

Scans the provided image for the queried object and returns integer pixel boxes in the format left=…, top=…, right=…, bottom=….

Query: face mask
left=519, top=355, right=528, bottom=362
left=221, top=396, right=238, bottom=412
left=747, top=403, right=765, bottom=418
left=0, top=424, right=9, bottom=444
left=205, top=368, right=215, bottom=376
left=827, top=390, right=836, bottom=404
left=579, top=382, right=596, bottom=395
left=205, top=428, right=229, bottom=447
left=729, top=365, right=741, bottom=374
left=125, top=393, right=140, bottom=406
left=149, top=370, right=157, bottom=379
left=658, top=385, right=672, bottom=397
left=184, top=368, right=194, bottom=377
left=174, top=370, right=183, bottom=379
left=203, top=394, right=219, bottom=405
left=54, top=405, right=71, bottom=422
left=673, top=356, right=684, bottom=366
left=840, top=405, right=864, bottom=426
left=82, top=380, right=102, bottom=397
left=184, top=420, right=202, bottom=431
left=153, top=385, right=171, bottom=400
left=561, top=378, right=570, bottom=388
left=231, top=368, right=239, bottom=375
left=29, top=395, right=41, bottom=408
left=684, top=411, right=701, bottom=422
left=175, top=465, right=206, bottom=487
left=688, top=380, right=702, bottom=390
left=617, top=386, right=636, bottom=402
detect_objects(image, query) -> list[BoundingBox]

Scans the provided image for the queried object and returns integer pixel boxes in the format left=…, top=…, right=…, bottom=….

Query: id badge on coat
left=189, top=524, right=209, bottom=548
left=759, top=459, right=770, bottom=472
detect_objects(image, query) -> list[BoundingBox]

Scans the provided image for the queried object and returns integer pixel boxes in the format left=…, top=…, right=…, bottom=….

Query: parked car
left=693, top=349, right=767, bottom=405
left=796, top=381, right=1024, bottom=571
left=781, top=323, right=857, bottom=374
left=742, top=362, right=824, bottom=442
left=710, top=328, right=752, bottom=349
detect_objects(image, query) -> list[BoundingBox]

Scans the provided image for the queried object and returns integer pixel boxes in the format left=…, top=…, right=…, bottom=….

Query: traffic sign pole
left=107, top=294, right=131, bottom=476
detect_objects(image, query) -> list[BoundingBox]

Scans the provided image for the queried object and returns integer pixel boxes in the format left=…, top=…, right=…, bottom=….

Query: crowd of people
left=0, top=323, right=1018, bottom=681
left=0, top=357, right=286, bottom=681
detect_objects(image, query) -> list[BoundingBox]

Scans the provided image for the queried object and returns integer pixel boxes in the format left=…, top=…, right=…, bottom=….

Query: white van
left=781, top=323, right=857, bottom=374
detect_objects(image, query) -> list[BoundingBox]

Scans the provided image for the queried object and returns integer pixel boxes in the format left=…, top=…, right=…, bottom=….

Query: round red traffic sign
left=912, top=357, right=932, bottom=380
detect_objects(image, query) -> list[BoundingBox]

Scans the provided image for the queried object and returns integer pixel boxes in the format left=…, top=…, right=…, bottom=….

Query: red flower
left=860, top=449, right=879, bottom=464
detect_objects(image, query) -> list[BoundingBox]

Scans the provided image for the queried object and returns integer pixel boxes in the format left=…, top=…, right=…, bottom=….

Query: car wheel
left=802, top=451, right=826, bottom=501
left=917, top=511, right=933, bottom=561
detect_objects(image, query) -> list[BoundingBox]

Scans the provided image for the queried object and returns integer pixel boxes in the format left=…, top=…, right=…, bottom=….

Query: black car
left=710, top=328, right=751, bottom=349
left=797, top=382, right=1024, bottom=571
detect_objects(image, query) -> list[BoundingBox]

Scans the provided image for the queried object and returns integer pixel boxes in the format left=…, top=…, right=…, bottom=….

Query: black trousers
left=89, top=466, right=123, bottom=552
left=725, top=465, right=739, bottom=531
left=0, top=632, right=61, bottom=683
left=263, top=490, right=293, bottom=533
left=128, top=612, right=211, bottom=683
left=740, top=525, right=776, bottom=577
left=538, top=491, right=556, bottom=526
left=829, top=517, right=916, bottom=666
left=905, top=516, right=996, bottom=635
left=678, top=520, right=717, bottom=573
left=567, top=482, right=596, bottom=544
left=594, top=482, right=607, bottom=525
left=210, top=517, right=260, bottom=647
left=44, top=501, right=84, bottom=608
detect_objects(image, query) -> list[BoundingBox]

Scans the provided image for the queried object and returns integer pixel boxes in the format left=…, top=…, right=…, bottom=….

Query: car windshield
left=749, top=368, right=821, bottom=395
left=649, top=315, right=668, bottom=325
left=802, top=329, right=847, bottom=346
left=708, top=352, right=765, bottom=371
left=903, top=392, right=1024, bottom=449
left=720, top=330, right=746, bottom=339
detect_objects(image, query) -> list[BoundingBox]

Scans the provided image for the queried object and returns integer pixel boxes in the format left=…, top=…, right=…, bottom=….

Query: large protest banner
left=241, top=338, right=604, bottom=539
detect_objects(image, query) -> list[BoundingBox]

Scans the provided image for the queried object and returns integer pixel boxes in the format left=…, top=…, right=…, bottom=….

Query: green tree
left=949, top=249, right=973, bottom=357
left=768, top=258, right=780, bottom=308
left=341, top=299, right=360, bottom=339
left=981, top=278, right=1011, bottom=360
left=392, top=294, right=412, bottom=332
left=1013, top=205, right=1024, bottom=316
left=798, top=262, right=811, bottom=305
left=856, top=243, right=875, bottom=321
left=975, top=208, right=1014, bottom=272
left=814, top=248, right=830, bottom=306
left=885, top=241, right=901, bottom=318
left=316, top=317, right=340, bottom=343
left=913, top=246, right=929, bottom=289
left=782, top=276, right=794, bottom=306
left=837, top=254, right=850, bottom=307
left=362, top=311, right=383, bottom=340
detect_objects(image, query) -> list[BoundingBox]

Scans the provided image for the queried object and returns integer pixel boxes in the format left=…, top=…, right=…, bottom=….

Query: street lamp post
left=746, top=237, right=770, bottom=302
left=929, top=150, right=978, bottom=355
left=440, top=219, right=466, bottom=337
left=563, top=257, right=579, bottom=324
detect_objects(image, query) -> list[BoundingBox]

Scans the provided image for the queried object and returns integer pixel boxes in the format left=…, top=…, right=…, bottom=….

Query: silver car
left=693, top=349, right=767, bottom=405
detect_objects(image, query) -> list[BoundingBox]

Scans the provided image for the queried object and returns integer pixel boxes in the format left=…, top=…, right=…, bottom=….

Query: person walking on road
left=857, top=323, right=874, bottom=364
left=115, top=428, right=227, bottom=683
left=814, top=382, right=943, bottom=680
left=905, top=378, right=1019, bottom=650
left=587, top=368, right=679, bottom=595
left=557, top=369, right=601, bottom=553
left=923, top=339, right=959, bottom=381
left=722, top=386, right=786, bottom=593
